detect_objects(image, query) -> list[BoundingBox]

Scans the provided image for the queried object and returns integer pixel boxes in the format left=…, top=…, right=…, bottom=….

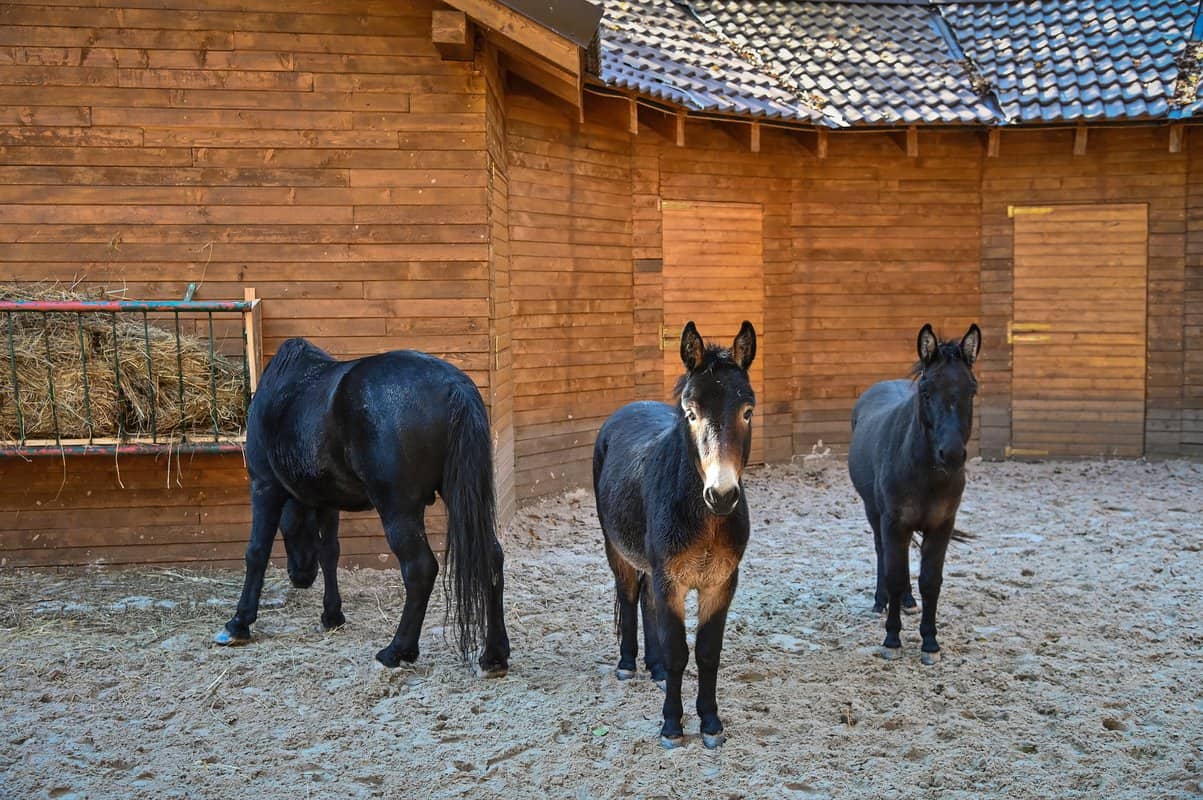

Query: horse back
left=248, top=339, right=471, bottom=511
left=849, top=379, right=914, bottom=500
left=593, top=401, right=678, bottom=568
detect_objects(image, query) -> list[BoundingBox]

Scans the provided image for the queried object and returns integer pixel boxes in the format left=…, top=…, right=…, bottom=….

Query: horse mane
left=910, top=339, right=973, bottom=380
left=672, top=344, right=740, bottom=400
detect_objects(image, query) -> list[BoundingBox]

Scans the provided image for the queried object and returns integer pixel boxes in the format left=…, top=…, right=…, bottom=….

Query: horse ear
left=732, top=320, right=756, bottom=371
left=961, top=323, right=981, bottom=366
left=680, top=321, right=704, bottom=372
left=917, top=323, right=938, bottom=366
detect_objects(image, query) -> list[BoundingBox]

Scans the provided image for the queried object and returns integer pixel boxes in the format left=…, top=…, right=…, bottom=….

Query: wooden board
left=661, top=200, right=765, bottom=464
left=1011, top=203, right=1148, bottom=457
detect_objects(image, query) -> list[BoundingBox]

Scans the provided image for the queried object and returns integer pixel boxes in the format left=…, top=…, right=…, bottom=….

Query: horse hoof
left=872, top=604, right=886, bottom=615
left=213, top=627, right=251, bottom=646
left=921, top=650, right=941, bottom=666
left=903, top=603, right=919, bottom=616
left=879, top=645, right=902, bottom=661
left=375, top=647, right=418, bottom=668
left=616, top=667, right=637, bottom=680
left=660, top=735, right=685, bottom=750
left=702, top=730, right=726, bottom=749
left=476, top=663, right=509, bottom=679
left=321, top=613, right=346, bottom=632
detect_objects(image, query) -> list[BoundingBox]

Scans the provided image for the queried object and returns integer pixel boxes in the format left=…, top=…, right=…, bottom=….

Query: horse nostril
left=703, top=487, right=716, bottom=507
left=937, top=448, right=946, bottom=462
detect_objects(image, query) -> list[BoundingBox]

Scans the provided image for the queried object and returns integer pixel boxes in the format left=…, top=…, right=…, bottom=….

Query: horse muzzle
left=703, top=485, right=740, bottom=516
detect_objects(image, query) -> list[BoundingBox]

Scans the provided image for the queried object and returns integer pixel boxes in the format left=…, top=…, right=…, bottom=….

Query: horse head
left=675, top=320, right=757, bottom=516
left=914, top=323, right=981, bottom=471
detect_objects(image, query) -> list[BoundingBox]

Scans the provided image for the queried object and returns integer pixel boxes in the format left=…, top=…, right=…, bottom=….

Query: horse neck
left=900, top=390, right=932, bottom=468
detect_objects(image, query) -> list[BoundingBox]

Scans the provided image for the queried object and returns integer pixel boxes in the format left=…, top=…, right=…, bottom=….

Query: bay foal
left=593, top=321, right=756, bottom=748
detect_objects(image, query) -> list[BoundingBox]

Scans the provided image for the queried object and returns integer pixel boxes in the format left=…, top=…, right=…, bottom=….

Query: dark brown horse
left=849, top=323, right=980, bottom=665
left=593, top=321, right=756, bottom=749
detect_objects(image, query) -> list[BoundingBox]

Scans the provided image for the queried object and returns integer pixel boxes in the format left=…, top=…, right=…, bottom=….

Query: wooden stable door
left=1010, top=203, right=1148, bottom=457
left=661, top=200, right=765, bottom=464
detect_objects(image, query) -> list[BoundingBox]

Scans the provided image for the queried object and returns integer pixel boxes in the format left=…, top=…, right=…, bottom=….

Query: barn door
left=661, top=200, right=765, bottom=464
left=1010, top=203, right=1148, bottom=457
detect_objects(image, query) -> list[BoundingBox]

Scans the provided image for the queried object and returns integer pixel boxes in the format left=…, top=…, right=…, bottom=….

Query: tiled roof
left=941, top=0, right=1201, bottom=123
left=690, top=1, right=998, bottom=125
left=594, top=0, right=1203, bottom=126
left=601, top=0, right=829, bottom=122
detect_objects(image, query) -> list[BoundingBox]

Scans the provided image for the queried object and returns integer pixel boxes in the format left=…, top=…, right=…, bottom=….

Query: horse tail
left=950, top=528, right=974, bottom=543
left=441, top=378, right=497, bottom=662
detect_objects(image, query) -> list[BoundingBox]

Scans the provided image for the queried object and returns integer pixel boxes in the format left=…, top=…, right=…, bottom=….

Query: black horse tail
left=950, top=528, right=974, bottom=543
left=441, top=378, right=497, bottom=662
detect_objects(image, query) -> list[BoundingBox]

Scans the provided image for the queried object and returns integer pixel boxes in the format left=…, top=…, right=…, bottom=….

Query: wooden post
left=750, top=121, right=761, bottom=153
left=987, top=128, right=1000, bottom=158
left=1169, top=124, right=1184, bottom=154
left=674, top=110, right=686, bottom=147
left=243, top=287, right=263, bottom=394
left=1073, top=124, right=1088, bottom=156
left=628, top=97, right=638, bottom=135
left=906, top=125, right=918, bottom=158
left=817, top=128, right=828, bottom=159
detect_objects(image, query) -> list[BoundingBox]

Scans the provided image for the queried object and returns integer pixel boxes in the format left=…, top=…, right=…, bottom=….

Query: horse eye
left=743, top=408, right=754, bottom=421
left=686, top=410, right=697, bottom=422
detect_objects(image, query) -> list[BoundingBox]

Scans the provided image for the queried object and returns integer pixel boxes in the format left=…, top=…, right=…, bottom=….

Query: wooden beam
left=906, top=125, right=918, bottom=158
left=986, top=128, right=1000, bottom=158
left=1073, top=124, right=1088, bottom=156
left=442, top=0, right=580, bottom=73
left=493, top=36, right=579, bottom=109
left=628, top=97, right=638, bottom=135
left=750, top=121, right=761, bottom=153
left=431, top=9, right=473, bottom=61
left=1170, top=123, right=1185, bottom=154
left=792, top=128, right=827, bottom=158
left=674, top=110, right=685, bottom=147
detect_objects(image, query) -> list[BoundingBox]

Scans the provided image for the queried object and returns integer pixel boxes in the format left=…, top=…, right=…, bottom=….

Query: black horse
left=593, top=321, right=756, bottom=749
left=214, top=337, right=510, bottom=676
left=849, top=323, right=980, bottom=665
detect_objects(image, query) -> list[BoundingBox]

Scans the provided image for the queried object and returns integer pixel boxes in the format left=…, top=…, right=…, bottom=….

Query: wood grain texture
left=0, top=0, right=484, bottom=566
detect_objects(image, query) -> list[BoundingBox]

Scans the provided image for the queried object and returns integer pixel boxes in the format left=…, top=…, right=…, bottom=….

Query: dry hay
left=0, top=282, right=248, bottom=443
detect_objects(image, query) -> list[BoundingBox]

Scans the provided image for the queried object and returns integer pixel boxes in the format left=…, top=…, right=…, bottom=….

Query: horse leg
left=918, top=527, right=952, bottom=665
left=879, top=513, right=911, bottom=660
left=280, top=500, right=318, bottom=589
left=695, top=570, right=738, bottom=749
left=639, top=575, right=667, bottom=686
left=867, top=504, right=887, bottom=613
left=478, top=537, right=511, bottom=677
left=651, top=570, right=689, bottom=748
left=216, top=480, right=287, bottom=645
left=604, top=537, right=641, bottom=679
left=315, top=508, right=344, bottom=631
left=376, top=508, right=438, bottom=668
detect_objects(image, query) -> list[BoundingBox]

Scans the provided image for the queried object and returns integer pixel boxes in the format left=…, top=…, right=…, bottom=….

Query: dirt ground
left=1, top=456, right=1201, bottom=799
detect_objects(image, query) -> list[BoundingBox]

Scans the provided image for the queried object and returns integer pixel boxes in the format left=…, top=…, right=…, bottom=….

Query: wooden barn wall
left=791, top=131, right=984, bottom=455
left=630, top=120, right=796, bottom=463
left=504, top=86, right=635, bottom=501
left=483, top=44, right=515, bottom=523
left=0, top=0, right=493, bottom=566
left=1185, top=130, right=1203, bottom=455
left=978, top=127, right=1187, bottom=458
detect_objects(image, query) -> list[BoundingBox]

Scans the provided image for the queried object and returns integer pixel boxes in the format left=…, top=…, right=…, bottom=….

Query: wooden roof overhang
left=577, top=81, right=1195, bottom=159
left=431, top=0, right=602, bottom=119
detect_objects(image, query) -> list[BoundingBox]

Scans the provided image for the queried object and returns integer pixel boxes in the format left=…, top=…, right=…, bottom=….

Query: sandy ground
left=0, top=457, right=1201, bottom=800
